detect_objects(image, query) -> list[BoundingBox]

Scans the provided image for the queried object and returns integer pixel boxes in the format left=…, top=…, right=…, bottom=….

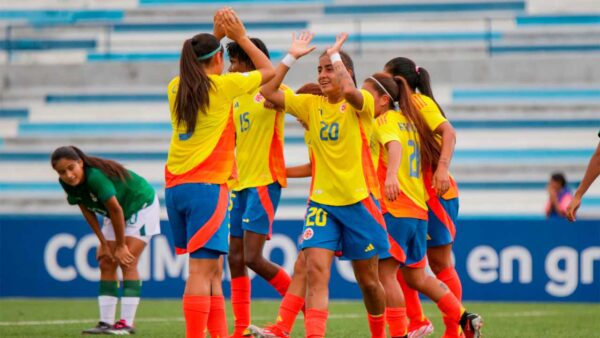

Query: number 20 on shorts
left=306, top=207, right=328, bottom=226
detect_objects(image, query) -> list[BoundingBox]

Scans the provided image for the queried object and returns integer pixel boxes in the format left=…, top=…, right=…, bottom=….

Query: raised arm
left=220, top=8, right=274, bottom=84
left=327, top=33, right=363, bottom=110
left=261, top=31, right=316, bottom=108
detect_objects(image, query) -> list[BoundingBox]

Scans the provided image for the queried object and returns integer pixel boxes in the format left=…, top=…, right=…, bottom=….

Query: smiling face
left=53, top=158, right=85, bottom=186
left=228, top=56, right=252, bottom=73
left=317, top=55, right=343, bottom=98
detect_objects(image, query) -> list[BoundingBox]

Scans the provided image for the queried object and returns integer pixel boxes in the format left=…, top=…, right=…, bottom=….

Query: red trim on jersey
left=165, top=111, right=236, bottom=188
left=187, top=185, right=228, bottom=253
left=268, top=111, right=288, bottom=188
left=358, top=120, right=381, bottom=200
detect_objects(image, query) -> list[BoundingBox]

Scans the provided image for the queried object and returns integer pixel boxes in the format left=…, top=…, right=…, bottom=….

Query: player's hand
left=114, top=244, right=135, bottom=267
left=213, top=9, right=226, bottom=40
left=385, top=174, right=401, bottom=201
left=221, top=8, right=246, bottom=42
left=288, top=31, right=316, bottom=59
left=566, top=195, right=581, bottom=222
left=96, top=242, right=114, bottom=262
left=326, top=32, right=348, bottom=57
left=432, top=167, right=450, bottom=197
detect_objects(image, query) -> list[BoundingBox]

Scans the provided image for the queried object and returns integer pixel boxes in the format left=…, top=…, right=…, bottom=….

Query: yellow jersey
left=412, top=93, right=459, bottom=200
left=374, top=110, right=428, bottom=220
left=232, top=86, right=288, bottom=191
left=165, top=71, right=262, bottom=187
left=284, top=89, right=378, bottom=206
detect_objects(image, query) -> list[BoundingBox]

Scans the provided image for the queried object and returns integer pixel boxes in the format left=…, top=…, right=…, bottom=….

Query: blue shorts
left=300, top=196, right=390, bottom=261
left=230, top=182, right=281, bottom=239
left=383, top=214, right=428, bottom=268
left=427, top=197, right=458, bottom=248
left=165, top=183, right=229, bottom=259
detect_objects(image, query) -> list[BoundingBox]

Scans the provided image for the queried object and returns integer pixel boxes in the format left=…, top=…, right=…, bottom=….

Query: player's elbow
left=259, top=67, right=275, bottom=85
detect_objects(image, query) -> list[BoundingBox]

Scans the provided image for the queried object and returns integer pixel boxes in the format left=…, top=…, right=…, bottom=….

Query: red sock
left=305, top=308, right=328, bottom=338
left=183, top=295, right=210, bottom=338
left=436, top=267, right=463, bottom=301
left=230, top=276, right=251, bottom=336
left=207, top=296, right=228, bottom=338
left=386, top=307, right=408, bottom=338
left=396, top=270, right=427, bottom=330
left=436, top=292, right=464, bottom=338
left=368, top=313, right=386, bottom=338
left=268, top=269, right=291, bottom=297
left=275, top=293, right=304, bottom=333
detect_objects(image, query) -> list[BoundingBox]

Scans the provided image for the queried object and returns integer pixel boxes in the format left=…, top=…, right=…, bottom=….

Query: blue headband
left=197, top=45, right=222, bottom=61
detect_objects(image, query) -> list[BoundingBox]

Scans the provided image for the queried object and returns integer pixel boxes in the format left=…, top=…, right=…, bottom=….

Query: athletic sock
left=230, top=276, right=251, bottom=336
left=436, top=292, right=464, bottom=338
left=367, top=313, right=386, bottom=338
left=305, top=308, right=328, bottom=338
left=436, top=267, right=463, bottom=301
left=207, top=295, right=228, bottom=338
left=396, top=270, right=428, bottom=330
left=120, top=280, right=141, bottom=326
left=99, top=280, right=119, bottom=324
left=275, top=293, right=304, bottom=333
left=268, top=268, right=291, bottom=297
left=183, top=295, right=210, bottom=338
left=386, top=307, right=408, bottom=338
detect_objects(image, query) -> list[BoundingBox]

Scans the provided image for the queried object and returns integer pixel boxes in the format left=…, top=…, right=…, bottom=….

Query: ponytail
left=175, top=33, right=222, bottom=134
left=384, top=57, right=446, bottom=117
left=51, top=146, right=130, bottom=182
left=392, top=76, right=441, bottom=172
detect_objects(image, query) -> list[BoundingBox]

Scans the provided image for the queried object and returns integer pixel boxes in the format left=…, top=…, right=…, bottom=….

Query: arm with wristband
left=261, top=31, right=316, bottom=108
left=327, top=33, right=363, bottom=110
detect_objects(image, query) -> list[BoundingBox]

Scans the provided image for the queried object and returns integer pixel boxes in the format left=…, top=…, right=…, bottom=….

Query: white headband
left=368, top=76, right=399, bottom=110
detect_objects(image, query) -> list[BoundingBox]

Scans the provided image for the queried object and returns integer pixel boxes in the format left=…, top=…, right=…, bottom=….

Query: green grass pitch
left=1, top=299, right=598, bottom=337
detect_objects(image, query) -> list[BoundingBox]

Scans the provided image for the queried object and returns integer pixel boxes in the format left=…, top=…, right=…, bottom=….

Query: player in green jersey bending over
left=51, top=146, right=161, bottom=336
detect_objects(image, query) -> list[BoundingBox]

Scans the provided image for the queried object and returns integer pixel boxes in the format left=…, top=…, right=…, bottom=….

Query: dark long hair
left=175, top=33, right=221, bottom=134
left=51, top=146, right=130, bottom=182
left=384, top=57, right=446, bottom=117
left=366, top=72, right=441, bottom=172
left=226, top=37, right=270, bottom=70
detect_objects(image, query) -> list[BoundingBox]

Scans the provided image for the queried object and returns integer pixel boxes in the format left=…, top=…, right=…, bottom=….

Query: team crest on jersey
left=340, top=103, right=347, bottom=112
left=303, top=228, right=314, bottom=240
left=89, top=193, right=98, bottom=202
left=254, top=93, right=264, bottom=103
left=234, top=101, right=240, bottom=109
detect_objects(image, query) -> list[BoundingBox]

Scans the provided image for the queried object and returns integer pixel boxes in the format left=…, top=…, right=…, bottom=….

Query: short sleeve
left=357, top=89, right=375, bottom=118
left=284, top=91, right=313, bottom=124
left=87, top=170, right=117, bottom=203
left=222, top=71, right=262, bottom=100
left=375, top=116, right=401, bottom=146
left=415, top=95, right=447, bottom=131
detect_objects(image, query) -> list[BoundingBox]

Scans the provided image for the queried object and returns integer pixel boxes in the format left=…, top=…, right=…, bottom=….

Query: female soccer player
left=164, top=8, right=274, bottom=337
left=262, top=32, right=389, bottom=338
left=225, top=37, right=291, bottom=338
left=567, top=132, right=600, bottom=221
left=369, top=73, right=482, bottom=338
left=51, top=146, right=160, bottom=335
left=248, top=83, right=322, bottom=338
left=384, top=57, right=461, bottom=338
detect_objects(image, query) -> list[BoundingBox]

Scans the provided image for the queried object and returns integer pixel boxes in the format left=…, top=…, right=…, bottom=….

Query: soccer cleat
left=81, top=321, right=112, bottom=335
left=460, top=312, right=483, bottom=338
left=229, top=328, right=253, bottom=338
left=247, top=324, right=290, bottom=338
left=106, top=319, right=135, bottom=335
left=407, top=320, right=434, bottom=338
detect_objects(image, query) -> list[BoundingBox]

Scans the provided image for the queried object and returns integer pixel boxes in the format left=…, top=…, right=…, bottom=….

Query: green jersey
left=59, top=167, right=155, bottom=220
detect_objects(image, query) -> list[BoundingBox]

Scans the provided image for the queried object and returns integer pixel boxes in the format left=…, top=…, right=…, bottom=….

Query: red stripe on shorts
left=257, top=185, right=275, bottom=240
left=187, top=184, right=229, bottom=253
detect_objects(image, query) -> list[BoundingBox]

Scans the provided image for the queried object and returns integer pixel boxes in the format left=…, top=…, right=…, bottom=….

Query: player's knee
left=356, top=272, right=381, bottom=294
left=427, top=255, right=451, bottom=275
left=227, top=248, right=244, bottom=268
left=243, top=251, right=264, bottom=271
left=98, top=257, right=118, bottom=272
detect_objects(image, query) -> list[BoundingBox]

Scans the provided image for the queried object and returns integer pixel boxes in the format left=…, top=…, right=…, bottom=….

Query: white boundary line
left=0, top=311, right=554, bottom=326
